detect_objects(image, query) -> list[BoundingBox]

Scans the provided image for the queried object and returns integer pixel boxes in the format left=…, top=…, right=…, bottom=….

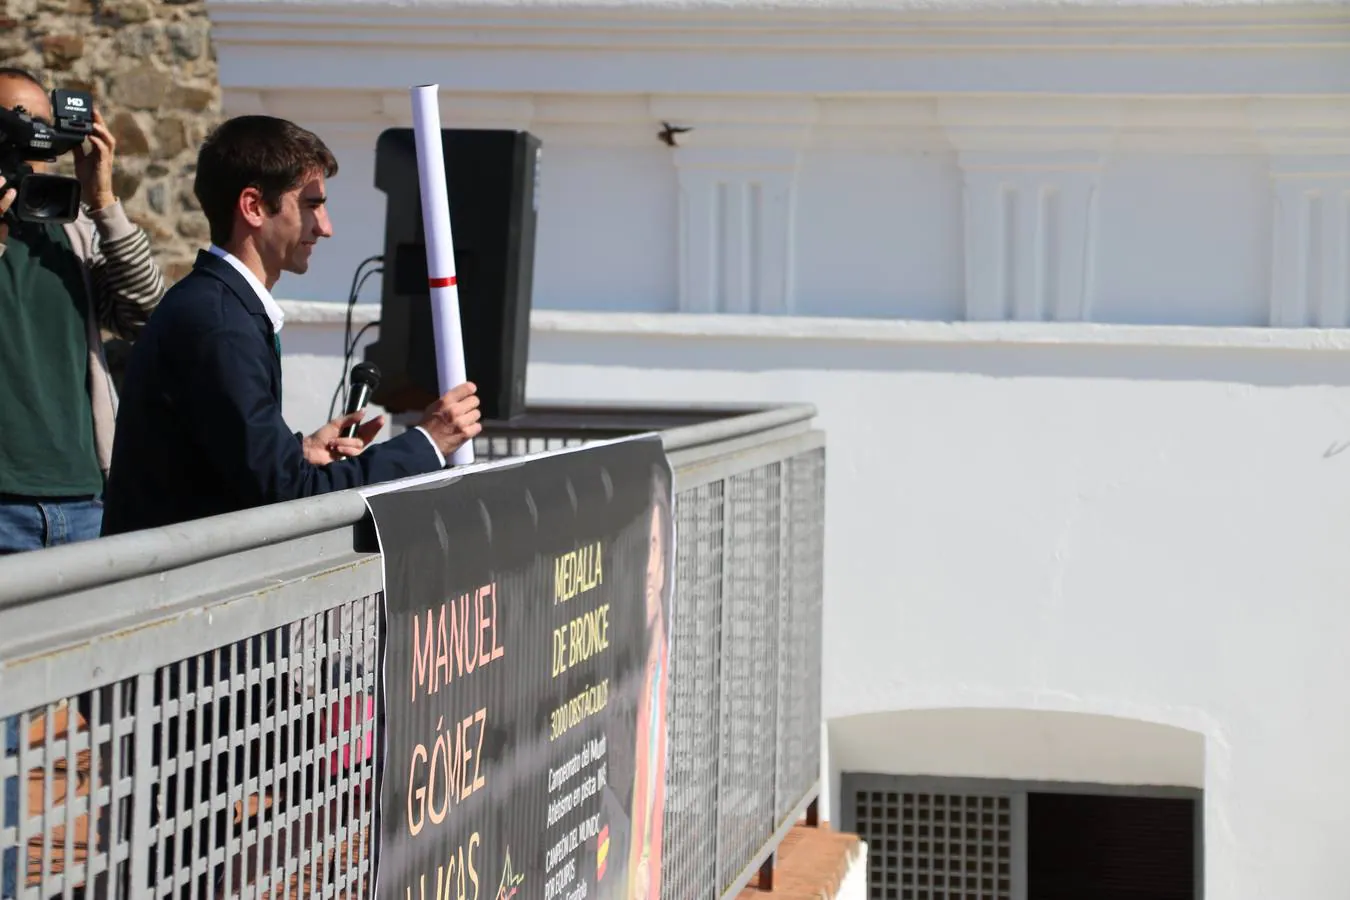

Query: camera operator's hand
left=71, top=109, right=116, bottom=212
left=417, top=382, right=483, bottom=460
left=0, top=175, right=13, bottom=241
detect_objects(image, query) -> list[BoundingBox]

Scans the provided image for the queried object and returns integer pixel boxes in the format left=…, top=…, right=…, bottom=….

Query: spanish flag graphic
left=597, top=825, right=610, bottom=881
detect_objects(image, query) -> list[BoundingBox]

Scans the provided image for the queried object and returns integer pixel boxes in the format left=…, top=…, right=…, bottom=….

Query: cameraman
left=0, top=67, right=166, bottom=554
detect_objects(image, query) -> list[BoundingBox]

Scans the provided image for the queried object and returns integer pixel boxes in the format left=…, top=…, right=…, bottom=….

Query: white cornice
left=213, top=0, right=1346, bottom=8
left=206, top=2, right=1349, bottom=31
left=205, top=3, right=1350, bottom=58
left=221, top=88, right=1350, bottom=155
left=208, top=5, right=1350, bottom=113
left=209, top=0, right=1350, bottom=156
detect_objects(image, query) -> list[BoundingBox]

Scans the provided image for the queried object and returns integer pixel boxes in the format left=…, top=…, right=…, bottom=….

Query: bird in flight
left=658, top=121, right=693, bottom=147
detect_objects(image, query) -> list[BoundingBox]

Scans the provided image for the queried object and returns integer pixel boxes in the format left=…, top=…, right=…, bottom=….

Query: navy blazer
left=102, top=250, right=442, bottom=536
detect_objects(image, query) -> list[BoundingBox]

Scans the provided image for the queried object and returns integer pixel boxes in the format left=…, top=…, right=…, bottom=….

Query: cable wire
left=327, top=255, right=383, bottom=421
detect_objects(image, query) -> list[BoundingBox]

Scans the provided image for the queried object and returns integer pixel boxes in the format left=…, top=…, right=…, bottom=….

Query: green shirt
left=0, top=221, right=103, bottom=497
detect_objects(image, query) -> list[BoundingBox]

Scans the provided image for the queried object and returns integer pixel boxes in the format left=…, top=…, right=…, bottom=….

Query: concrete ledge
left=278, top=298, right=380, bottom=325
left=276, top=300, right=1350, bottom=354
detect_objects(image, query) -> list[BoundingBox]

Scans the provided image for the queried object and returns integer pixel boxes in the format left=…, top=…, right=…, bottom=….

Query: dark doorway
left=1027, top=793, right=1196, bottom=900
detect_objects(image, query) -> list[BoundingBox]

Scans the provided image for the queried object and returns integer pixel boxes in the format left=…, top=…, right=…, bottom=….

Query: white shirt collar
left=208, top=244, right=285, bottom=334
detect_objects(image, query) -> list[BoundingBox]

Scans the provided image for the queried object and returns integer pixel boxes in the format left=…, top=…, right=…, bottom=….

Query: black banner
left=366, top=436, right=674, bottom=900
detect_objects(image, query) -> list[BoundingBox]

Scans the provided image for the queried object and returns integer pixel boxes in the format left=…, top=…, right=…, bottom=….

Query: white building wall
left=531, top=316, right=1350, bottom=900
left=210, top=2, right=1350, bottom=896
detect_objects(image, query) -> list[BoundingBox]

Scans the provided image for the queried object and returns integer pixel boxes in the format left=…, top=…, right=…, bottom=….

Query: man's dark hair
left=193, top=115, right=338, bottom=246
left=0, top=67, right=45, bottom=90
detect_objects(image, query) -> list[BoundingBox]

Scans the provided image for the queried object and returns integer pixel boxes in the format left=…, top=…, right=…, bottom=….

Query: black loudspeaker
left=365, top=127, right=541, bottom=419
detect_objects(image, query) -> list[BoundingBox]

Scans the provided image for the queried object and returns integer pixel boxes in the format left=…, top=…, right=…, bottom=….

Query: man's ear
left=238, top=186, right=266, bottom=229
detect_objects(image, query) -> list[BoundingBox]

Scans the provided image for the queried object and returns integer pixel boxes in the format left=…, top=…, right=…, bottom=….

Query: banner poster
left=364, top=435, right=675, bottom=900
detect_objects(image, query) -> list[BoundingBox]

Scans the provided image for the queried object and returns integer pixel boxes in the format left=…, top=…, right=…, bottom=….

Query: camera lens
left=14, top=174, right=81, bottom=224
left=20, top=181, right=54, bottom=215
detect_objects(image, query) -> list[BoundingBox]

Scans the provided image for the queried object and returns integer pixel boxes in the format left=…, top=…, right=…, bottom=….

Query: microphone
left=341, top=362, right=381, bottom=439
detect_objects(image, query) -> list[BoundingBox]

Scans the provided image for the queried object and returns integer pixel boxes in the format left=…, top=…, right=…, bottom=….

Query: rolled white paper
left=411, top=83, right=474, bottom=467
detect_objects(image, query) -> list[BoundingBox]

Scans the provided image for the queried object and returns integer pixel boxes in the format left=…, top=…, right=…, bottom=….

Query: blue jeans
left=0, top=496, right=103, bottom=555
left=1, top=496, right=102, bottom=897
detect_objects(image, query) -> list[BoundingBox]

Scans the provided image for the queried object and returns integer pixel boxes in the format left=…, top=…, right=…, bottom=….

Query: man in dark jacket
left=102, top=115, right=481, bottom=535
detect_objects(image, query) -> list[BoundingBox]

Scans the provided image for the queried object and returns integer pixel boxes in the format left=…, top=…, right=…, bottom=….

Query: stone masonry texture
left=0, top=0, right=220, bottom=284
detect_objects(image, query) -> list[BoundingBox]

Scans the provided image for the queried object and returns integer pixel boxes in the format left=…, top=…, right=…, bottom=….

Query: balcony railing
left=0, top=403, right=825, bottom=900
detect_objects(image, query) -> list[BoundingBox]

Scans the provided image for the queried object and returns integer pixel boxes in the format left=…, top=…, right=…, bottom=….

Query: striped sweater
left=68, top=201, right=168, bottom=475
left=0, top=200, right=167, bottom=476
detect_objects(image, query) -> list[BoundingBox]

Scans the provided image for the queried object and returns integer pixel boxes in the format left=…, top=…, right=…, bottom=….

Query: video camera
left=0, top=88, right=95, bottom=226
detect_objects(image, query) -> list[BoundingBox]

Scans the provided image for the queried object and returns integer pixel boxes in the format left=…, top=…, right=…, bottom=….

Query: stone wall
left=0, top=0, right=219, bottom=281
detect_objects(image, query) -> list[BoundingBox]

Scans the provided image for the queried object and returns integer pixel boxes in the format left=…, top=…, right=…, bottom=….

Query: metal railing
left=0, top=404, right=826, bottom=900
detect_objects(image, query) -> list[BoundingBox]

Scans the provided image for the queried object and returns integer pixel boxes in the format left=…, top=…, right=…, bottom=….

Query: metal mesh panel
left=473, top=434, right=588, bottom=462
left=854, top=789, right=1014, bottom=900
left=2, top=680, right=136, bottom=900
left=660, top=480, right=725, bottom=900
left=1, top=594, right=381, bottom=900
left=156, top=594, right=379, bottom=899
left=715, top=464, right=782, bottom=891
left=776, top=448, right=825, bottom=822
left=657, top=447, right=825, bottom=900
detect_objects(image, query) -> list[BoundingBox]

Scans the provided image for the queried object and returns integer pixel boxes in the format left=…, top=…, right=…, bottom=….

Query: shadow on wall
left=829, top=707, right=1206, bottom=790
left=531, top=328, right=1350, bottom=389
